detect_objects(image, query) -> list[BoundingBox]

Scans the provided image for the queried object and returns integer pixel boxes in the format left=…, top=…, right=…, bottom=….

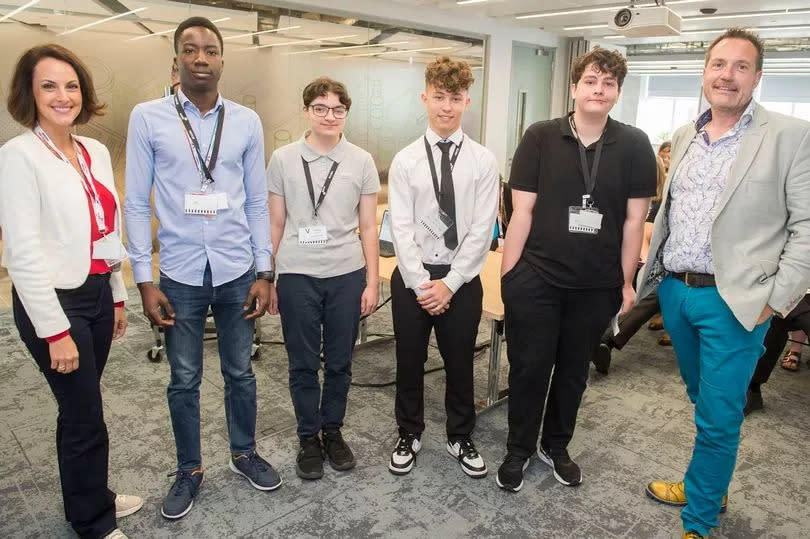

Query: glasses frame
left=308, top=104, right=349, bottom=119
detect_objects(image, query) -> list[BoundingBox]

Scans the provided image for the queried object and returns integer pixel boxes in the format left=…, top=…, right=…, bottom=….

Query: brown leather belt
left=671, top=272, right=716, bottom=287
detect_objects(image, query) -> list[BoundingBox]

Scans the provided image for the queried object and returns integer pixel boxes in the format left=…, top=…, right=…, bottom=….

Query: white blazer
left=0, top=130, right=127, bottom=338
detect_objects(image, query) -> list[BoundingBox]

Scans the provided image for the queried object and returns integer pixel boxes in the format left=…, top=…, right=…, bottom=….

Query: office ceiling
left=390, top=1, right=810, bottom=45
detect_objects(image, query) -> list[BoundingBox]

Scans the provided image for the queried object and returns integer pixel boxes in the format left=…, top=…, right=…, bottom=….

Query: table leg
left=487, top=318, right=503, bottom=407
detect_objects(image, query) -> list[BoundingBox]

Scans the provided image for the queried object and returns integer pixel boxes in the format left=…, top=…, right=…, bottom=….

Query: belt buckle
left=684, top=271, right=693, bottom=287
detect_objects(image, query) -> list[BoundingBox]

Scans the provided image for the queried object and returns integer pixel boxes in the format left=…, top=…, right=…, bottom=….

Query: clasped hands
left=417, top=279, right=453, bottom=316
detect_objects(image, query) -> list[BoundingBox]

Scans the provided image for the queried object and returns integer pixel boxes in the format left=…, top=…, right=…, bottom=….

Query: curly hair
left=425, top=56, right=474, bottom=93
left=570, top=47, right=628, bottom=89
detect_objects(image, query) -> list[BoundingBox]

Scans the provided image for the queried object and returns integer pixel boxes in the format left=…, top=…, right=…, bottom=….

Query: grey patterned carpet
left=1, top=287, right=809, bottom=538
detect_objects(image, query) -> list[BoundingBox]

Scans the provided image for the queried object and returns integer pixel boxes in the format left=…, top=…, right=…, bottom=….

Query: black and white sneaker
left=538, top=446, right=582, bottom=486
left=446, top=437, right=487, bottom=478
left=496, top=453, right=531, bottom=492
left=388, top=434, right=421, bottom=475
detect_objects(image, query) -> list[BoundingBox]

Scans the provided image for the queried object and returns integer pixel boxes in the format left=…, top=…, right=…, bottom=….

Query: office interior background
left=1, top=1, right=810, bottom=538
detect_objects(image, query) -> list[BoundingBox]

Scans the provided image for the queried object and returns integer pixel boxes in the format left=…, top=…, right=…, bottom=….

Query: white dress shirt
left=388, top=127, right=499, bottom=293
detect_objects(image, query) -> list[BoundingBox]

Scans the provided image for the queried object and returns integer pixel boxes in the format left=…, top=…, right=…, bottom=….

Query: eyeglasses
left=309, top=104, right=348, bottom=119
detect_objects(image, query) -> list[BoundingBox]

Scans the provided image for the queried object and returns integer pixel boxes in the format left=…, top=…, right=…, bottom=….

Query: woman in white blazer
left=0, top=45, right=140, bottom=539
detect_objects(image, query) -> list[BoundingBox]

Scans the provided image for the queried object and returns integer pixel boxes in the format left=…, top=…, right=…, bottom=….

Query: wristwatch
left=256, top=270, right=275, bottom=283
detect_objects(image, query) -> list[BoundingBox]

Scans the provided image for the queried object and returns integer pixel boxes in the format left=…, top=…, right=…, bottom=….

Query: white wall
left=266, top=0, right=566, bottom=174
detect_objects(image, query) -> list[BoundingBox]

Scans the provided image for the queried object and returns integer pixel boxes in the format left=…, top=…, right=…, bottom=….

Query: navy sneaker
left=230, top=452, right=283, bottom=491
left=161, top=468, right=204, bottom=520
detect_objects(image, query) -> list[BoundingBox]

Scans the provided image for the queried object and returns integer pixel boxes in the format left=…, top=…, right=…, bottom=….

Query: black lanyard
left=569, top=115, right=605, bottom=204
left=174, top=92, right=224, bottom=185
left=423, top=135, right=463, bottom=203
left=301, top=157, right=339, bottom=216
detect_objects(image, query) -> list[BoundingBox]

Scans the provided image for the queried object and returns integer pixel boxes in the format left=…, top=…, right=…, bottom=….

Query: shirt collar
left=558, top=112, right=617, bottom=144
left=425, top=127, right=464, bottom=147
left=695, top=99, right=756, bottom=133
left=176, top=88, right=224, bottom=117
left=299, top=131, right=347, bottom=163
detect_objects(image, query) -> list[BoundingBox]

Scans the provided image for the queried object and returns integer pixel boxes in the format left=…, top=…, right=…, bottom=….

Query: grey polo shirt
left=266, top=132, right=380, bottom=278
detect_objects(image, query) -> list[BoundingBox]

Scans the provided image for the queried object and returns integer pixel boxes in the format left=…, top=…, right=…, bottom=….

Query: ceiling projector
left=608, top=6, right=682, bottom=37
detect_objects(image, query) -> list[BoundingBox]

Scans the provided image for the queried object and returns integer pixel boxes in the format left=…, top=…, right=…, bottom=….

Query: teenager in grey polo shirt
left=266, top=77, right=380, bottom=481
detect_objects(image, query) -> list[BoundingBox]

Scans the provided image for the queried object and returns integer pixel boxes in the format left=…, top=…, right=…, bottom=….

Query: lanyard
left=423, top=135, right=464, bottom=204
left=569, top=115, right=605, bottom=208
left=34, top=125, right=107, bottom=234
left=173, top=92, right=224, bottom=190
left=301, top=157, right=339, bottom=217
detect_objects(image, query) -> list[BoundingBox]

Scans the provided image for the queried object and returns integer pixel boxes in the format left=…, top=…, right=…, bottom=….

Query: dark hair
left=425, top=56, right=474, bottom=93
left=302, top=76, right=352, bottom=109
left=174, top=16, right=224, bottom=54
left=706, top=27, right=764, bottom=71
left=658, top=140, right=671, bottom=154
left=7, top=44, right=105, bottom=129
left=571, top=47, right=628, bottom=89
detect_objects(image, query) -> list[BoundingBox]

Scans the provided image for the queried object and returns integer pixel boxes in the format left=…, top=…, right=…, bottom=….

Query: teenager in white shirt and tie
left=386, top=56, right=499, bottom=478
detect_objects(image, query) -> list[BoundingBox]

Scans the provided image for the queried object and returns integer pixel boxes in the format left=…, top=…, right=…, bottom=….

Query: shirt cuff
left=442, top=270, right=466, bottom=294
left=254, top=255, right=271, bottom=273
left=46, top=330, right=70, bottom=343
left=133, top=261, right=154, bottom=284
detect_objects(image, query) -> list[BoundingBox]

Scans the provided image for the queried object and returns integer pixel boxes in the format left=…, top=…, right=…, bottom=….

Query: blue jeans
left=658, top=276, right=770, bottom=536
left=160, top=264, right=257, bottom=471
left=277, top=269, right=365, bottom=439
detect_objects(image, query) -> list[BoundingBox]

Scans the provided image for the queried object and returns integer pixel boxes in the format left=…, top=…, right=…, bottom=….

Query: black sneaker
left=323, top=430, right=356, bottom=471
left=538, top=446, right=582, bottom=486
left=161, top=468, right=204, bottom=520
left=446, top=437, right=487, bottom=478
left=496, top=453, right=530, bottom=492
left=593, top=343, right=612, bottom=374
left=388, top=433, right=421, bottom=475
left=743, top=389, right=764, bottom=416
left=296, top=436, right=324, bottom=480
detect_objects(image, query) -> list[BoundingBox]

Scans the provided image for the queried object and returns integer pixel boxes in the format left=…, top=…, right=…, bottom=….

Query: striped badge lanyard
left=34, top=125, right=107, bottom=235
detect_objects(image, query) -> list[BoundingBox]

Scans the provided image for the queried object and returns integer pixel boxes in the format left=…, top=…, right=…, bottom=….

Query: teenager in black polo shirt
left=496, top=48, right=656, bottom=492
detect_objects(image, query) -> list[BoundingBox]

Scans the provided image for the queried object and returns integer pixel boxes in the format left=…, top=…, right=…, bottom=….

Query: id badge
left=298, top=219, right=328, bottom=247
left=568, top=206, right=603, bottom=235
left=92, top=233, right=128, bottom=265
left=419, top=209, right=453, bottom=240
left=184, top=191, right=219, bottom=216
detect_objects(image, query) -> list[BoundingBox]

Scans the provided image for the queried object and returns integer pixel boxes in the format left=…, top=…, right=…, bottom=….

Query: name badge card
left=568, top=206, right=603, bottom=235
left=92, top=233, right=129, bottom=265
left=299, top=220, right=328, bottom=247
left=419, top=209, right=453, bottom=241
left=185, top=192, right=219, bottom=216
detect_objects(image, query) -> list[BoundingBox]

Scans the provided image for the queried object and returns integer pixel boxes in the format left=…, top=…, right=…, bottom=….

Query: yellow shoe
left=645, top=480, right=728, bottom=513
left=683, top=531, right=707, bottom=539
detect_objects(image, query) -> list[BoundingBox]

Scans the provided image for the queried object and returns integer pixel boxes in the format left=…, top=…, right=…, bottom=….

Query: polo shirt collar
left=299, top=131, right=347, bottom=163
left=176, top=88, right=224, bottom=117
left=558, top=112, right=617, bottom=144
left=425, top=127, right=464, bottom=147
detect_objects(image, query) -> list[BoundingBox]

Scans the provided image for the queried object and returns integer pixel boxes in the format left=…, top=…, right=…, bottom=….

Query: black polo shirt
left=509, top=113, right=656, bottom=289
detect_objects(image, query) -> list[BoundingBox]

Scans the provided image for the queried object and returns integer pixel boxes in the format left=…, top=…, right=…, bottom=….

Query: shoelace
left=246, top=453, right=268, bottom=473
left=166, top=470, right=196, bottom=498
left=457, top=438, right=479, bottom=460
left=395, top=436, right=417, bottom=455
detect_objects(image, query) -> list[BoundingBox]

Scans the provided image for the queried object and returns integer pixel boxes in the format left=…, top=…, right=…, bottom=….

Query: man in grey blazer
left=637, top=28, right=810, bottom=539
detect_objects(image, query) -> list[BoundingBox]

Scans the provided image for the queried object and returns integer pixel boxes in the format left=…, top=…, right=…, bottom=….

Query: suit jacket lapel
left=717, top=105, right=769, bottom=214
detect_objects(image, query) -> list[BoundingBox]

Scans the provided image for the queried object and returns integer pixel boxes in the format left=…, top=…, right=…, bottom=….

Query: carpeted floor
left=1, top=286, right=808, bottom=538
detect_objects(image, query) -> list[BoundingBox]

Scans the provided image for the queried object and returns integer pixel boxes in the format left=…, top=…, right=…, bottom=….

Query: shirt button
left=434, top=253, right=438, bottom=258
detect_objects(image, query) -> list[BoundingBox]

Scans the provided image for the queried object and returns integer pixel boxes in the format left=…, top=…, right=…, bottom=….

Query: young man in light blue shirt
left=124, top=16, right=280, bottom=520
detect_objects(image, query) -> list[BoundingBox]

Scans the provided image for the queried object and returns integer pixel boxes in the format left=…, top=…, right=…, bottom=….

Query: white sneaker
left=446, top=438, right=487, bottom=478
left=388, top=434, right=422, bottom=475
left=114, top=494, right=144, bottom=518
left=103, top=529, right=128, bottom=539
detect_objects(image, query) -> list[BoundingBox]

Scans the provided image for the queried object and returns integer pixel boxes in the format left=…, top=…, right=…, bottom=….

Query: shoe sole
left=229, top=460, right=283, bottom=491
left=644, top=485, right=727, bottom=513
left=115, top=499, right=144, bottom=519
left=445, top=443, right=488, bottom=478
left=495, top=458, right=531, bottom=492
left=161, top=475, right=203, bottom=520
left=537, top=450, right=581, bottom=487
left=296, top=462, right=324, bottom=480
left=388, top=442, right=421, bottom=476
left=328, top=457, right=357, bottom=472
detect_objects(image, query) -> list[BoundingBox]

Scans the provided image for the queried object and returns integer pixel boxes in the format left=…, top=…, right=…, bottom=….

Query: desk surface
left=378, top=251, right=504, bottom=321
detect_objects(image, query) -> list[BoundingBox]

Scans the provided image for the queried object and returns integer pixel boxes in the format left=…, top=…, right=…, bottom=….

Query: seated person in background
left=744, top=292, right=810, bottom=415
left=592, top=152, right=669, bottom=374
left=779, top=330, right=806, bottom=371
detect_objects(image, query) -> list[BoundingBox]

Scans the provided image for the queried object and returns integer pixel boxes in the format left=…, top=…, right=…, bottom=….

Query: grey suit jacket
left=637, top=103, right=810, bottom=331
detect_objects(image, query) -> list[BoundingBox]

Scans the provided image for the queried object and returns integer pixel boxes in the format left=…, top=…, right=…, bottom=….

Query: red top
left=46, top=142, right=123, bottom=343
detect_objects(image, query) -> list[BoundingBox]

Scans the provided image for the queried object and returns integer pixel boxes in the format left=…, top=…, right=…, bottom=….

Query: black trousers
left=12, top=275, right=116, bottom=539
left=750, top=298, right=810, bottom=387
left=602, top=290, right=660, bottom=349
left=391, top=265, right=483, bottom=440
left=503, top=259, right=621, bottom=458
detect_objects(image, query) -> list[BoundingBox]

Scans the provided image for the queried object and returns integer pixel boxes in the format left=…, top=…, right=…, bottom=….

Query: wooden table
left=376, top=251, right=506, bottom=408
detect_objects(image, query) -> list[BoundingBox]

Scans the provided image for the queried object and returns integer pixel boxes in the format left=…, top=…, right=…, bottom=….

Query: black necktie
left=436, top=140, right=458, bottom=250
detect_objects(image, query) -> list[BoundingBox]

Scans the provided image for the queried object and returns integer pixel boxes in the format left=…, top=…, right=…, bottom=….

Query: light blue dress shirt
left=124, top=90, right=270, bottom=286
